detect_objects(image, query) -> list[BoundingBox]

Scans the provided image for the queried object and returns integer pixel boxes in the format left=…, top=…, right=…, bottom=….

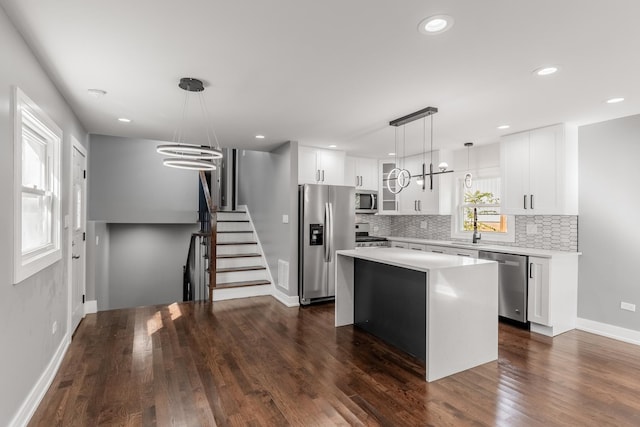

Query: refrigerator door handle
left=324, top=203, right=330, bottom=262
left=327, top=202, right=334, bottom=262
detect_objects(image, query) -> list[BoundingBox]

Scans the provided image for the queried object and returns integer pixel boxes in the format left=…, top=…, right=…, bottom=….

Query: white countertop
left=384, top=236, right=581, bottom=258
left=336, top=247, right=495, bottom=272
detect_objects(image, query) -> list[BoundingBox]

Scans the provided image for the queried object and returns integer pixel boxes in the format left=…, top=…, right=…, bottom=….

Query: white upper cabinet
left=298, top=146, right=345, bottom=185
left=345, top=156, right=378, bottom=190
left=501, top=124, right=578, bottom=215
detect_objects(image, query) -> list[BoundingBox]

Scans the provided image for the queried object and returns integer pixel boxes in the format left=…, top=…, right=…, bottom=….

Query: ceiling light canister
left=497, top=124, right=510, bottom=130
left=535, top=66, right=559, bottom=76
left=118, top=117, right=131, bottom=123
left=418, top=15, right=455, bottom=35
left=606, top=97, right=625, bottom=104
left=87, top=88, right=107, bottom=98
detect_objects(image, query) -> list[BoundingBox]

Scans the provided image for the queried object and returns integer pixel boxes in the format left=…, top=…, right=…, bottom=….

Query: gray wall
left=88, top=134, right=199, bottom=223
left=0, top=6, right=88, bottom=425
left=107, top=224, right=196, bottom=310
left=86, top=221, right=110, bottom=309
left=238, top=142, right=299, bottom=297
left=579, top=115, right=640, bottom=331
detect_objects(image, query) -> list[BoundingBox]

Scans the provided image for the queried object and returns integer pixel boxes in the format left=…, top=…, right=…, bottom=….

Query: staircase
left=212, top=209, right=273, bottom=300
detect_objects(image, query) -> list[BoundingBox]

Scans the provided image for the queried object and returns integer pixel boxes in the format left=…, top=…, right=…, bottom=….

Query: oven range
left=355, top=223, right=389, bottom=248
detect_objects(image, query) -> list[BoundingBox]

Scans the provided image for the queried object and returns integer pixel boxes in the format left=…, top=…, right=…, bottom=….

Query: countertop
left=336, top=247, right=495, bottom=272
left=384, top=236, right=581, bottom=258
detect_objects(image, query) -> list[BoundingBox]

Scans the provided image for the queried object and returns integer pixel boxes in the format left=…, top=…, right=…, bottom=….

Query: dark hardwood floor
left=29, top=296, right=640, bottom=426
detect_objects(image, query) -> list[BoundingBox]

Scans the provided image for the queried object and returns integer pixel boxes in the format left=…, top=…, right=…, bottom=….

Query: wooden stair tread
left=217, top=241, right=257, bottom=245
left=217, top=253, right=261, bottom=258
left=214, top=279, right=271, bottom=289
left=217, top=265, right=266, bottom=273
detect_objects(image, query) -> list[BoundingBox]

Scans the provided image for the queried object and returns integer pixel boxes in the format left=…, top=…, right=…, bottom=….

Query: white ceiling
left=2, top=0, right=640, bottom=157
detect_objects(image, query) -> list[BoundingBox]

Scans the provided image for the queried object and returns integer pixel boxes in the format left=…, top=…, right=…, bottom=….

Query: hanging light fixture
left=385, top=106, right=453, bottom=193
left=156, top=77, right=223, bottom=170
left=464, top=142, right=473, bottom=189
left=386, top=126, right=411, bottom=194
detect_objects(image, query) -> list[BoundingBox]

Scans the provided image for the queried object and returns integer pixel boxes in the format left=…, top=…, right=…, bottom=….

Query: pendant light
left=156, top=78, right=223, bottom=170
left=386, top=106, right=454, bottom=193
left=386, top=127, right=411, bottom=194
left=464, top=142, right=473, bottom=189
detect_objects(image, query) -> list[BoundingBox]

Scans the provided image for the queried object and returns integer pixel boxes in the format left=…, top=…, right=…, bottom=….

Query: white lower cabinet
left=408, top=243, right=426, bottom=251
left=527, top=255, right=578, bottom=337
left=527, top=257, right=550, bottom=326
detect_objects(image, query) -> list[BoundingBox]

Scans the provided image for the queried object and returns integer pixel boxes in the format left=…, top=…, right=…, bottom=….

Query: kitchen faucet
left=472, top=207, right=482, bottom=244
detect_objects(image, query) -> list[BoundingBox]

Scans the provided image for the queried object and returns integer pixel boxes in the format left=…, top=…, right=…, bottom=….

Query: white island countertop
left=335, top=247, right=498, bottom=382
left=336, top=247, right=495, bottom=271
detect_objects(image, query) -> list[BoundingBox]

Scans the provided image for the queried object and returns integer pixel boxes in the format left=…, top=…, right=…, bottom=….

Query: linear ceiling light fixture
left=385, top=107, right=453, bottom=194
left=157, top=77, right=223, bottom=171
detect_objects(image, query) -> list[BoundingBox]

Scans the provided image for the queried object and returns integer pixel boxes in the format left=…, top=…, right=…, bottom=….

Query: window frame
left=13, top=87, right=62, bottom=284
left=450, top=167, right=515, bottom=243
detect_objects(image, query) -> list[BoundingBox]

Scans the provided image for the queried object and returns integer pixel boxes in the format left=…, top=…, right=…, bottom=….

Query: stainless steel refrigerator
left=299, top=184, right=355, bottom=305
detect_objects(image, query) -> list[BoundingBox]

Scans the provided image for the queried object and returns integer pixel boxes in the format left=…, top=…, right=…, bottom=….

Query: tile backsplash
left=356, top=214, right=578, bottom=252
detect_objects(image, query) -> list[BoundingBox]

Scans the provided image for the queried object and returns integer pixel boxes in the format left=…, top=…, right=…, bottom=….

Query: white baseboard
left=272, top=286, right=300, bottom=307
left=84, top=300, right=98, bottom=314
left=576, top=318, right=640, bottom=346
left=212, top=284, right=272, bottom=301
left=9, top=333, right=70, bottom=427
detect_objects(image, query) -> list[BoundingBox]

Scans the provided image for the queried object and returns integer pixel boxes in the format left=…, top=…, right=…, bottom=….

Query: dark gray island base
left=335, top=247, right=498, bottom=381
left=354, top=258, right=427, bottom=361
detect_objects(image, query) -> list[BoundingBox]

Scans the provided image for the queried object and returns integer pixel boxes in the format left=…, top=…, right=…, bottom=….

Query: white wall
left=88, top=134, right=199, bottom=223
left=578, top=115, right=640, bottom=332
left=238, top=142, right=299, bottom=297
left=0, top=6, right=87, bottom=425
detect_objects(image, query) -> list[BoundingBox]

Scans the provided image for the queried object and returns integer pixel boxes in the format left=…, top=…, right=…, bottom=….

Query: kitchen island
left=335, top=247, right=498, bottom=382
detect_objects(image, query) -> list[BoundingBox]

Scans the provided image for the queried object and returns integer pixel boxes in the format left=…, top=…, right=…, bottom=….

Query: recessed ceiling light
left=418, top=15, right=454, bottom=35
left=497, top=125, right=510, bottom=130
left=255, top=135, right=265, bottom=139
left=87, top=88, right=107, bottom=98
left=328, top=144, right=337, bottom=148
left=118, top=117, right=131, bottom=123
left=534, top=66, right=559, bottom=76
left=606, top=97, right=625, bottom=104
left=388, top=152, right=396, bottom=156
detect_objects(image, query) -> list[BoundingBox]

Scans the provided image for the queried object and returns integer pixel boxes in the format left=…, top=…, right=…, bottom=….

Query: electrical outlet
left=526, top=224, right=538, bottom=235
left=282, top=214, right=289, bottom=224
left=621, top=302, right=636, bottom=312
left=52, top=321, right=58, bottom=335
left=420, top=221, right=427, bottom=229
left=373, top=226, right=379, bottom=233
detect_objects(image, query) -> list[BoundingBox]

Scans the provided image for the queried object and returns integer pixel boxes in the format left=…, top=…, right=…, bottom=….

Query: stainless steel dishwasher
left=479, top=251, right=528, bottom=323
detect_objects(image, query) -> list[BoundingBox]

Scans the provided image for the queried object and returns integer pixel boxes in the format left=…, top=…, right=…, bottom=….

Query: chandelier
left=156, top=77, right=223, bottom=170
left=386, top=106, right=453, bottom=193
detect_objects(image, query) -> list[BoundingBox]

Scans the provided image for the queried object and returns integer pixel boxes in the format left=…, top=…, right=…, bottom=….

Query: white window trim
left=13, top=87, right=63, bottom=284
left=450, top=167, right=515, bottom=243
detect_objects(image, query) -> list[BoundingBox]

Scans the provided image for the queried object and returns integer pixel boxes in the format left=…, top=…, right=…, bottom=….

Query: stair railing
left=182, top=171, right=217, bottom=303
left=199, top=171, right=217, bottom=302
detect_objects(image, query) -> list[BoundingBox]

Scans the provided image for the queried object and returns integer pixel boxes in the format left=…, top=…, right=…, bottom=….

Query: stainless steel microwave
left=355, top=190, right=378, bottom=214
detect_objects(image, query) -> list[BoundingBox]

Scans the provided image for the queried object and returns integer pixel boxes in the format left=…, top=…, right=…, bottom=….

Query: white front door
left=71, top=145, right=87, bottom=332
